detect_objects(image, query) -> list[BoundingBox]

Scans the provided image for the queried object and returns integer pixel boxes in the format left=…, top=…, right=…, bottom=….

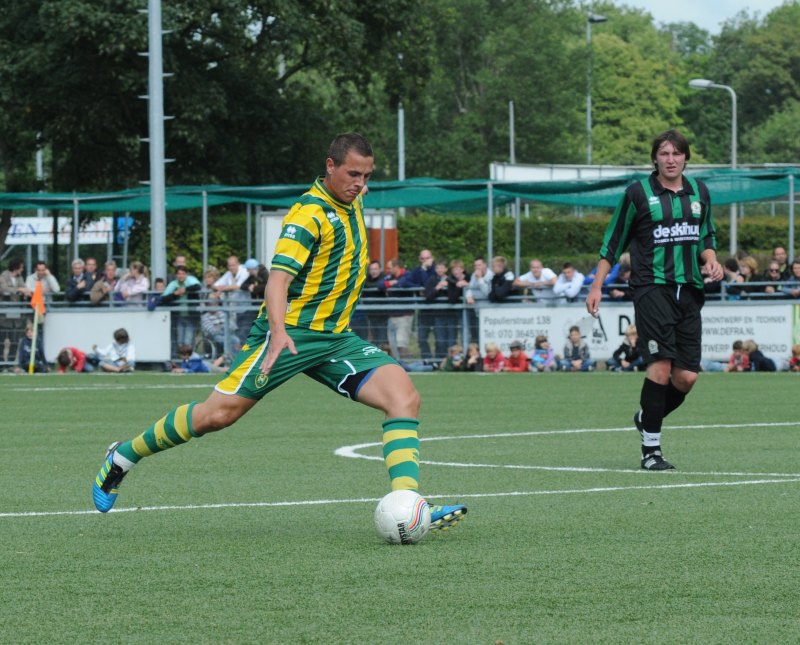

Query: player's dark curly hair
left=651, top=129, right=691, bottom=169
left=328, top=132, right=373, bottom=166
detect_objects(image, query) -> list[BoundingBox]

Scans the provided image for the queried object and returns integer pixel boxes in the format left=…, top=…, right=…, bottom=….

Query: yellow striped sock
left=382, top=418, right=420, bottom=491
left=116, top=402, right=199, bottom=464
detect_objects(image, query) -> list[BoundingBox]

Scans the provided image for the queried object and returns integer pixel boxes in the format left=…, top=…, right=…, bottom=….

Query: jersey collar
left=313, top=176, right=355, bottom=212
left=649, top=171, right=695, bottom=196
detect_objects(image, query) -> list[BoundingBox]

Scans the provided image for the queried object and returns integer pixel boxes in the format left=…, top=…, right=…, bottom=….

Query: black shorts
left=633, top=285, right=704, bottom=372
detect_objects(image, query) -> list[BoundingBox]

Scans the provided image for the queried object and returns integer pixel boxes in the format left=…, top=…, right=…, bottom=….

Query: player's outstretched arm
left=260, top=270, right=298, bottom=375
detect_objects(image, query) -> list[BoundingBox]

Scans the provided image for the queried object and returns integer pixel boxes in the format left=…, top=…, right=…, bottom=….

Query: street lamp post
left=586, top=13, right=607, bottom=165
left=688, top=78, right=738, bottom=255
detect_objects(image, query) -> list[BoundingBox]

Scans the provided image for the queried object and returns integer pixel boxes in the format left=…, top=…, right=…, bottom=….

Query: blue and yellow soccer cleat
left=92, top=442, right=128, bottom=513
left=428, top=503, right=467, bottom=531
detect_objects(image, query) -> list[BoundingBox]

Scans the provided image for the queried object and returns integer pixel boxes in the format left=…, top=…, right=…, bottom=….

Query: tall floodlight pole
left=586, top=14, right=607, bottom=165
left=689, top=78, right=737, bottom=255
left=147, top=0, right=167, bottom=282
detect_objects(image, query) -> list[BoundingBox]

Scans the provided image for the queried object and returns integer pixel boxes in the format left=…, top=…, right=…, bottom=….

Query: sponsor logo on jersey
left=326, top=210, right=340, bottom=223
left=648, top=195, right=660, bottom=205
left=362, top=345, right=381, bottom=356
left=255, top=373, right=269, bottom=389
left=284, top=225, right=297, bottom=239
left=691, top=201, right=702, bottom=215
left=652, top=221, right=700, bottom=245
left=648, top=340, right=659, bottom=355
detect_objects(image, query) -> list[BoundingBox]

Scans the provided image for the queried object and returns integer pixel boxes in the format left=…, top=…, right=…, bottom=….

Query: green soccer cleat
left=428, top=503, right=467, bottom=531
left=92, top=442, right=128, bottom=513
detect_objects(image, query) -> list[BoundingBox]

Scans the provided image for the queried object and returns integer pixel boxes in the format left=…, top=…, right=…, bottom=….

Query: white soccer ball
left=373, top=490, right=431, bottom=544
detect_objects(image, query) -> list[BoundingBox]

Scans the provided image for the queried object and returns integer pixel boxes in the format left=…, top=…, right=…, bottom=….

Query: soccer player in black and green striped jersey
left=93, top=132, right=467, bottom=531
left=586, top=129, right=723, bottom=470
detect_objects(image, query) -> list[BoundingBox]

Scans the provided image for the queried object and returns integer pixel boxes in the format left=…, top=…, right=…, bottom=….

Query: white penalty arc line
left=335, top=422, right=800, bottom=479
left=3, top=477, right=800, bottom=519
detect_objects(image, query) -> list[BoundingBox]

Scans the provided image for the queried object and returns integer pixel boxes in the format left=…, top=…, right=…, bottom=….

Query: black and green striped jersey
left=599, top=172, right=716, bottom=290
left=268, top=178, right=369, bottom=333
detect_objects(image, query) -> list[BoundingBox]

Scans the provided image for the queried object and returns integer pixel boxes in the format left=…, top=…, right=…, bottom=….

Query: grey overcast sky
left=611, top=0, right=789, bottom=33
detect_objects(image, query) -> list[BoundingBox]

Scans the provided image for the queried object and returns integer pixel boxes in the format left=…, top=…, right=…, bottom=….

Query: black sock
left=639, top=378, right=668, bottom=455
left=663, top=380, right=687, bottom=417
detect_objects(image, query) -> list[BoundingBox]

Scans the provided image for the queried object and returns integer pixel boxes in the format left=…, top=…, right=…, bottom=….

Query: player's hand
left=260, top=330, right=297, bottom=375
left=701, top=259, right=724, bottom=282
left=585, top=286, right=602, bottom=318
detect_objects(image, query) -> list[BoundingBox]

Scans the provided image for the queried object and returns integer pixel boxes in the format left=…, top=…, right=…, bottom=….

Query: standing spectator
left=721, top=257, right=744, bottom=299
left=90, top=261, right=119, bottom=306
left=788, top=344, right=800, bottom=372
left=513, top=259, right=557, bottom=301
left=89, top=328, right=136, bottom=372
left=15, top=323, right=49, bottom=373
left=384, top=259, right=414, bottom=359
left=736, top=256, right=761, bottom=297
left=65, top=259, right=90, bottom=303
left=202, top=266, right=221, bottom=297
left=200, top=297, right=231, bottom=356
left=114, top=261, right=150, bottom=304
left=167, top=255, right=189, bottom=284
left=483, top=342, right=506, bottom=372
left=488, top=256, right=515, bottom=302
left=0, top=259, right=31, bottom=301
left=56, top=347, right=93, bottom=373
left=465, top=257, right=493, bottom=342
left=607, top=324, right=644, bottom=372
left=782, top=260, right=800, bottom=298
left=553, top=262, right=585, bottom=302
left=423, top=260, right=461, bottom=357
left=464, top=342, right=483, bottom=372
left=214, top=255, right=250, bottom=345
left=586, top=129, right=722, bottom=471
left=761, top=261, right=786, bottom=298
left=83, top=257, right=101, bottom=290
left=360, top=260, right=389, bottom=348
left=238, top=259, right=269, bottom=339
left=558, top=326, right=595, bottom=372
left=531, top=335, right=555, bottom=372
left=147, top=277, right=166, bottom=311
left=161, top=265, right=203, bottom=349
left=608, top=263, right=633, bottom=301
left=772, top=246, right=789, bottom=279
left=504, top=340, right=529, bottom=372
left=401, top=249, right=437, bottom=359
left=25, top=260, right=60, bottom=296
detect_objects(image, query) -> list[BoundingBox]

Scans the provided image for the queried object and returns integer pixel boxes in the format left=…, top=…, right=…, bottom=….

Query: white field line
left=335, top=422, right=800, bottom=478
left=5, top=383, right=212, bottom=392
left=3, top=477, right=799, bottom=519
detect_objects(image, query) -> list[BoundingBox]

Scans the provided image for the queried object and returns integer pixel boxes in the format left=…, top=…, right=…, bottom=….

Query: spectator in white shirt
left=25, top=260, right=60, bottom=295
left=465, top=257, right=492, bottom=305
left=213, top=256, right=249, bottom=302
left=513, top=259, right=557, bottom=301
left=553, top=262, right=585, bottom=302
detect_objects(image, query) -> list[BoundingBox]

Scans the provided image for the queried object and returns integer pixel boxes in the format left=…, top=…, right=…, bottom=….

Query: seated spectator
left=464, top=342, right=483, bottom=372
left=608, top=263, right=632, bottom=301
left=114, top=261, right=150, bottom=304
left=0, top=258, right=31, bottom=301
left=89, top=327, right=136, bottom=372
left=736, top=256, right=762, bottom=297
left=56, top=347, right=93, bottom=373
left=761, top=261, right=786, bottom=298
left=726, top=339, right=750, bottom=372
left=488, top=256, right=515, bottom=302
left=789, top=344, right=800, bottom=372
left=161, top=266, right=203, bottom=349
left=553, top=262, right=585, bottom=302
left=483, top=342, right=506, bottom=372
left=531, top=334, right=555, bottom=372
left=65, top=258, right=90, bottom=303
left=15, top=323, right=49, bottom=373
left=200, top=297, right=230, bottom=355
left=513, top=259, right=557, bottom=302
left=700, top=357, right=726, bottom=372
left=583, top=260, right=621, bottom=289
left=743, top=339, right=776, bottom=372
left=783, top=260, right=800, bottom=298
left=170, top=343, right=227, bottom=374
left=721, top=257, right=744, bottom=299
left=773, top=246, right=789, bottom=279
left=558, top=325, right=595, bottom=371
left=504, top=340, right=529, bottom=372
left=607, top=324, right=644, bottom=372
left=26, top=260, right=60, bottom=296
left=439, top=344, right=465, bottom=372
left=90, top=261, right=119, bottom=305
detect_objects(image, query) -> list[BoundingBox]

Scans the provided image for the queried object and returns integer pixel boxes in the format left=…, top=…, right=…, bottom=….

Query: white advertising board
left=43, top=310, right=172, bottom=362
left=5, top=216, right=112, bottom=246
left=478, top=302, right=799, bottom=362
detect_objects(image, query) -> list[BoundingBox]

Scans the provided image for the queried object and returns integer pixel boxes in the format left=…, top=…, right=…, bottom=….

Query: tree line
left=1, top=0, right=799, bottom=258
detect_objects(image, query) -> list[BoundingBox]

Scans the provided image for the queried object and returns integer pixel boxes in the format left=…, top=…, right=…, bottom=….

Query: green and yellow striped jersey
left=268, top=177, right=369, bottom=333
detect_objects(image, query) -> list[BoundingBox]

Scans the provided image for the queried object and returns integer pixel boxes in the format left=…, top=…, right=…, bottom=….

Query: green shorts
left=215, top=318, right=397, bottom=401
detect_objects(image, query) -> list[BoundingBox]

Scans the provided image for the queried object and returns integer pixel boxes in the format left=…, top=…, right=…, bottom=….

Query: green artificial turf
left=1, top=372, right=798, bottom=643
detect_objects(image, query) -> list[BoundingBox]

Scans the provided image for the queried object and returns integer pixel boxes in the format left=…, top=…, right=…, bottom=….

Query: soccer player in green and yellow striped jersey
left=92, top=132, right=466, bottom=532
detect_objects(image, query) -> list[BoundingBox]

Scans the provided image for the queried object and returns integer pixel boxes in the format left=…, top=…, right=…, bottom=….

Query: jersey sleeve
left=599, top=187, right=638, bottom=264
left=270, top=204, right=323, bottom=277
left=698, top=182, right=717, bottom=252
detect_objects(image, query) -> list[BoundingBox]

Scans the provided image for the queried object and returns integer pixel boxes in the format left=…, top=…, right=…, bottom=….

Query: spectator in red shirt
left=56, top=347, right=93, bottom=373
left=483, top=342, right=506, bottom=372
left=504, top=340, right=530, bottom=372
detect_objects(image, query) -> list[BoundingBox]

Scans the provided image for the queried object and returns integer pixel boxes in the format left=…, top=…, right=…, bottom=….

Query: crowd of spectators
left=2, top=244, right=800, bottom=372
